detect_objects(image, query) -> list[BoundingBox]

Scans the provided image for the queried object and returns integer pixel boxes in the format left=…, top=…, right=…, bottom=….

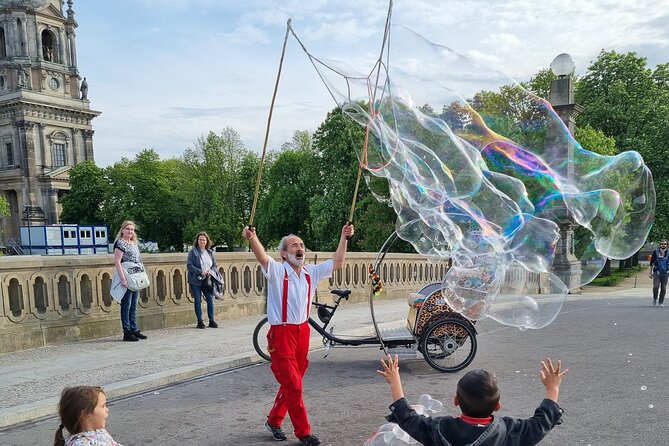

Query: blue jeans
left=191, top=284, right=215, bottom=323
left=120, top=288, right=139, bottom=333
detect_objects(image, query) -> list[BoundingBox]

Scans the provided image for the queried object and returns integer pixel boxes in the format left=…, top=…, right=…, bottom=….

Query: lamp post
left=547, top=53, right=583, bottom=292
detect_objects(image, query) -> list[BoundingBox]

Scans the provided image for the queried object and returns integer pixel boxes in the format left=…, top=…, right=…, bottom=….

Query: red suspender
left=281, top=267, right=311, bottom=323
left=305, top=272, right=311, bottom=319
left=282, top=270, right=289, bottom=323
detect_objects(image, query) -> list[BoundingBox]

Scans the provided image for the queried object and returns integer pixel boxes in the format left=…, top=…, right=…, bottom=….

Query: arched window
left=41, top=29, right=57, bottom=62
left=53, top=143, right=65, bottom=166
left=49, top=131, right=68, bottom=167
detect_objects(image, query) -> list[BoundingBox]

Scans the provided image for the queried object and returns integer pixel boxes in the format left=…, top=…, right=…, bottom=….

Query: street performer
left=242, top=223, right=354, bottom=446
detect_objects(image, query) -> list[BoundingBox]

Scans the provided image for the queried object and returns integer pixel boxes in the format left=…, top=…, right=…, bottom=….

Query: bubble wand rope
left=364, top=0, right=394, bottom=355
left=248, top=19, right=292, bottom=228
left=287, top=1, right=396, bottom=348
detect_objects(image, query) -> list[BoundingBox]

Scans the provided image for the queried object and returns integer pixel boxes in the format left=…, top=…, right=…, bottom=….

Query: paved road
left=3, top=293, right=666, bottom=446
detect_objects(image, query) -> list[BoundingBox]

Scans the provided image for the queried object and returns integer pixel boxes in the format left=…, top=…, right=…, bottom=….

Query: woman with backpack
left=649, top=239, right=669, bottom=307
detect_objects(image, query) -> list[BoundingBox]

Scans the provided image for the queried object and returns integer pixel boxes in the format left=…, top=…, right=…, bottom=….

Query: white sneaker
left=660, top=304, right=665, bottom=307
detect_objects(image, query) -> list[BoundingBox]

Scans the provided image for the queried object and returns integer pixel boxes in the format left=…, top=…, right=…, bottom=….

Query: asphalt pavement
left=0, top=270, right=656, bottom=433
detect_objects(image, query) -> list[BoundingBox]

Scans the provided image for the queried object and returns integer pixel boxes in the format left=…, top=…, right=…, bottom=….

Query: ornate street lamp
left=546, top=53, right=583, bottom=292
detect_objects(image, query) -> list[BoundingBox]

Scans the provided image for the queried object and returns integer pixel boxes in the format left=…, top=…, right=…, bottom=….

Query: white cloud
left=73, top=0, right=669, bottom=166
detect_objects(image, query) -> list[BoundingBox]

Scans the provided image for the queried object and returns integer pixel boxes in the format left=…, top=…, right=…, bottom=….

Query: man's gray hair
left=278, top=234, right=298, bottom=252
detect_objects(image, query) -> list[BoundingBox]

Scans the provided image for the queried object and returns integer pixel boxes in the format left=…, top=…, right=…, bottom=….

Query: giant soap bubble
left=308, top=25, right=654, bottom=329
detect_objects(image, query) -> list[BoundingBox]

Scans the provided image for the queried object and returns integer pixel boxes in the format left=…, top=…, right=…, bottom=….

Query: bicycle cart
left=252, top=284, right=477, bottom=372
left=252, top=232, right=478, bottom=373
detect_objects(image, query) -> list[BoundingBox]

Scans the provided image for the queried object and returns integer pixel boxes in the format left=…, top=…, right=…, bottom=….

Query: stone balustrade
left=0, top=252, right=448, bottom=354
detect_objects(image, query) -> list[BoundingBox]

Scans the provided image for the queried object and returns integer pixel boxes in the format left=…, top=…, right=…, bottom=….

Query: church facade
left=0, top=0, right=99, bottom=244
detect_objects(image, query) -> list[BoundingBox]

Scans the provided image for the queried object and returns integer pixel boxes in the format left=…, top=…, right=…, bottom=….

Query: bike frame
left=308, top=297, right=417, bottom=348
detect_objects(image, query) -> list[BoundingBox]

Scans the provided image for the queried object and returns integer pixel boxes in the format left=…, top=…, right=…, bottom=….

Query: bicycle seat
left=330, top=289, right=351, bottom=298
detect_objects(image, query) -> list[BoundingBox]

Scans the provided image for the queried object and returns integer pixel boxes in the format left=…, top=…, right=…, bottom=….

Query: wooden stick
left=248, top=19, right=292, bottom=227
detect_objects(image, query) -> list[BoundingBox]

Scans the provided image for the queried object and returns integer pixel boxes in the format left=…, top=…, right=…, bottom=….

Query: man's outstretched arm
left=332, top=223, right=354, bottom=271
left=242, top=226, right=270, bottom=271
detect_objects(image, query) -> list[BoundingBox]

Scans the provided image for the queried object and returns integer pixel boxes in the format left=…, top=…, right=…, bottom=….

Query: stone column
left=83, top=129, right=94, bottom=161
left=67, top=30, right=77, bottom=68
left=14, top=120, right=44, bottom=218
left=59, top=28, right=67, bottom=64
left=19, top=16, right=28, bottom=57
left=38, top=123, right=46, bottom=172
left=546, top=65, right=583, bottom=293
left=71, top=128, right=79, bottom=164
left=12, top=18, right=19, bottom=56
left=42, top=187, right=58, bottom=224
left=36, top=27, right=43, bottom=61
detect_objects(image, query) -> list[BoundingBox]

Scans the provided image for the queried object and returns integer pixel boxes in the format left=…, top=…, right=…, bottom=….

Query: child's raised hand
left=377, top=354, right=404, bottom=401
left=377, top=354, right=400, bottom=383
left=539, top=357, right=568, bottom=402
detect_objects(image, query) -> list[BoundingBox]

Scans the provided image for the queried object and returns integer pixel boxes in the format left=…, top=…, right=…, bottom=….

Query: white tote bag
left=124, top=262, right=150, bottom=291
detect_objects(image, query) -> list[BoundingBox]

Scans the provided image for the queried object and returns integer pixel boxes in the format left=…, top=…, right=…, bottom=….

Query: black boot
left=133, top=331, right=148, bottom=340
left=123, top=332, right=139, bottom=342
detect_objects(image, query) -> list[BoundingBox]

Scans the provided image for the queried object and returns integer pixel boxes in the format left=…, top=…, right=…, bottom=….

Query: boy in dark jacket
left=376, top=355, right=567, bottom=446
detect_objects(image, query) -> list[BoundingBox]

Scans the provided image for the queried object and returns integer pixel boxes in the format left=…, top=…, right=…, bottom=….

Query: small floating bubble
left=649, top=404, right=654, bottom=409
left=640, top=386, right=647, bottom=391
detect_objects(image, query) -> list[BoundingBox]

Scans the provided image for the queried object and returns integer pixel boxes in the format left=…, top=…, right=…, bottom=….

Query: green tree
left=280, top=130, right=312, bottom=152
left=576, top=50, right=668, bottom=240
left=59, top=161, right=109, bottom=225
left=106, top=150, right=186, bottom=250
left=0, top=196, right=9, bottom=218
left=467, top=84, right=548, bottom=151
left=573, top=124, right=617, bottom=156
left=309, top=108, right=366, bottom=251
left=522, top=68, right=557, bottom=99
left=255, top=148, right=316, bottom=248
left=180, top=128, right=257, bottom=249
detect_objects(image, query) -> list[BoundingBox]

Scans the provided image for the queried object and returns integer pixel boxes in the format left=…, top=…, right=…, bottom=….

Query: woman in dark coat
left=187, top=231, right=218, bottom=328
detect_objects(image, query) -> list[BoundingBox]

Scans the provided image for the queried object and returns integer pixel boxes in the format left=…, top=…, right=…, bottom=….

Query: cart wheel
left=252, top=316, right=272, bottom=362
left=419, top=317, right=476, bottom=373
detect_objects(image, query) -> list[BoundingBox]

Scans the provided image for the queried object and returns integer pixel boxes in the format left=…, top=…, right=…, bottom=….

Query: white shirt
left=263, top=256, right=333, bottom=325
left=199, top=249, right=213, bottom=273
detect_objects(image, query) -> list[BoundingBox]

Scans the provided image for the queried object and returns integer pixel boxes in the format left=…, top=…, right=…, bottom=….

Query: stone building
left=0, top=0, right=99, bottom=245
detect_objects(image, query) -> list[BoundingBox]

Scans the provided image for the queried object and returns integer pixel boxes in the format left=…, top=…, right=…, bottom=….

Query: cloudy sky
left=70, top=0, right=669, bottom=167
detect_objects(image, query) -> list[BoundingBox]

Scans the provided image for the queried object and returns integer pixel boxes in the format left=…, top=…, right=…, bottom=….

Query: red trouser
left=266, top=322, right=311, bottom=438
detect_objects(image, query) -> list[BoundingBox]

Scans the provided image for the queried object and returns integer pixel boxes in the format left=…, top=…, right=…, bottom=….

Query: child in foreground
left=376, top=355, right=568, bottom=446
left=54, top=386, right=123, bottom=446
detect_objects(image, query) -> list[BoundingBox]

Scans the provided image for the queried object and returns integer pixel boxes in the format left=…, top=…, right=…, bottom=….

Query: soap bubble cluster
left=310, top=25, right=654, bottom=329
left=364, top=394, right=443, bottom=445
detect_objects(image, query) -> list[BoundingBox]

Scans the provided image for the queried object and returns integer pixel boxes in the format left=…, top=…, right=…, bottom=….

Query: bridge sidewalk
left=0, top=270, right=653, bottom=430
left=0, top=298, right=409, bottom=430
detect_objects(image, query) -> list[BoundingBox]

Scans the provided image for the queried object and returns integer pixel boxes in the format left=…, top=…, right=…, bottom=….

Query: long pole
left=248, top=19, right=292, bottom=227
